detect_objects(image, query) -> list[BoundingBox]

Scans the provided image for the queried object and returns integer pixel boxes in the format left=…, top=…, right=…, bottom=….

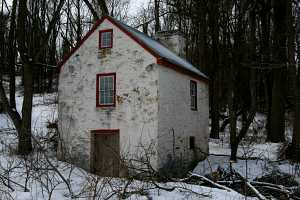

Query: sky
left=3, top=0, right=150, bottom=15
left=129, top=0, right=149, bottom=15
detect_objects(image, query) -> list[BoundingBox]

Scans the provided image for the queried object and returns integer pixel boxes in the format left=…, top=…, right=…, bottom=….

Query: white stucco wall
left=58, top=19, right=159, bottom=171
left=157, top=65, right=209, bottom=170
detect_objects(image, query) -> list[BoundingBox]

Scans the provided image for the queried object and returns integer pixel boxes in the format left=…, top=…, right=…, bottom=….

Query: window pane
left=190, top=81, right=197, bottom=110
left=107, top=77, right=112, bottom=89
left=100, top=91, right=105, bottom=104
left=191, top=98, right=195, bottom=108
left=108, top=89, right=113, bottom=97
left=101, top=32, right=112, bottom=47
left=100, top=78, right=104, bottom=90
left=107, top=96, right=113, bottom=104
left=98, top=75, right=115, bottom=105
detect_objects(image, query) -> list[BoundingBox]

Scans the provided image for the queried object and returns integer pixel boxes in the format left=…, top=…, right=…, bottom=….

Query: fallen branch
left=232, top=170, right=267, bottom=200
left=188, top=172, right=234, bottom=192
left=245, top=181, right=267, bottom=200
left=218, top=178, right=297, bottom=199
left=217, top=180, right=243, bottom=184
left=251, top=181, right=291, bottom=194
left=259, top=185, right=290, bottom=198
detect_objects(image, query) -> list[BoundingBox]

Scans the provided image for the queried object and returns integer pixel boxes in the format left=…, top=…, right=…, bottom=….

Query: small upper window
left=190, top=80, right=197, bottom=110
left=96, top=73, right=116, bottom=107
left=99, top=29, right=113, bottom=49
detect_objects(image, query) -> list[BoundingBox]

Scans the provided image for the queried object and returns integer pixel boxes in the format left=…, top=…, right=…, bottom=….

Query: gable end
left=57, top=16, right=209, bottom=84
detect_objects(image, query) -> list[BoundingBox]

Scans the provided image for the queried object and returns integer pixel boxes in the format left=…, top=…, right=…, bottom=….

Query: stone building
left=57, top=16, right=209, bottom=177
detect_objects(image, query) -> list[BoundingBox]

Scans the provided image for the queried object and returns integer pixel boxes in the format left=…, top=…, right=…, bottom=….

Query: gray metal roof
left=112, top=18, right=209, bottom=80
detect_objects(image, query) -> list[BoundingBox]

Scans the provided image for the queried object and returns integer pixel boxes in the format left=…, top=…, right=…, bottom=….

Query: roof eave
left=157, top=57, right=209, bottom=84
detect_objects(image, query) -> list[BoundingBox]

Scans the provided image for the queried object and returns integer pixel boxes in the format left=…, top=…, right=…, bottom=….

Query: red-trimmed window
left=190, top=80, right=197, bottom=110
left=96, top=73, right=116, bottom=107
left=99, top=29, right=113, bottom=49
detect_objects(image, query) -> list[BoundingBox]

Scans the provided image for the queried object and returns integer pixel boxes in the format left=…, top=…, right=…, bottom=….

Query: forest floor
left=0, top=86, right=299, bottom=199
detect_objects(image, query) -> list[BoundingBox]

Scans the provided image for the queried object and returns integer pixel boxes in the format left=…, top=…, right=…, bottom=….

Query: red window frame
left=96, top=73, right=116, bottom=107
left=190, top=80, right=197, bottom=111
left=99, top=29, right=113, bottom=49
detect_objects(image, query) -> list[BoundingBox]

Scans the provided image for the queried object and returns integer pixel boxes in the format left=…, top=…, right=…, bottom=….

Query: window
left=96, top=73, right=116, bottom=107
left=189, top=136, right=195, bottom=150
left=99, top=29, right=113, bottom=49
left=190, top=80, right=197, bottom=110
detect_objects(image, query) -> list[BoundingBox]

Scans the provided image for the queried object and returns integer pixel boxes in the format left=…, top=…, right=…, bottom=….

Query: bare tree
left=0, top=0, right=65, bottom=155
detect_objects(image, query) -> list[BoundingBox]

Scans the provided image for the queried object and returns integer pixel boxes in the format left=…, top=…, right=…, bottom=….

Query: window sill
left=99, top=46, right=112, bottom=49
left=96, top=104, right=116, bottom=108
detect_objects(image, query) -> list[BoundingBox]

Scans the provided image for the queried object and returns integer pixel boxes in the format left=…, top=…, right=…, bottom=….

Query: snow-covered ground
left=0, top=83, right=299, bottom=199
left=195, top=136, right=300, bottom=184
left=0, top=93, right=57, bottom=134
left=0, top=91, right=257, bottom=199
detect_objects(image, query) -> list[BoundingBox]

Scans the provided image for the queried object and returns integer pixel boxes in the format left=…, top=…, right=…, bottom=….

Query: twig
left=0, top=172, right=28, bottom=191
left=188, top=172, right=234, bottom=192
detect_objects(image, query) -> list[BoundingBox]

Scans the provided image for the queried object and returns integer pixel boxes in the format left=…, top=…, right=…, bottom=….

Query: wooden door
left=93, top=131, right=120, bottom=177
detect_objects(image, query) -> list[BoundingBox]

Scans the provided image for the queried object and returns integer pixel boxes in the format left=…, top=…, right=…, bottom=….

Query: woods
left=0, top=0, right=300, bottom=199
left=155, top=0, right=300, bottom=160
left=0, top=0, right=299, bottom=162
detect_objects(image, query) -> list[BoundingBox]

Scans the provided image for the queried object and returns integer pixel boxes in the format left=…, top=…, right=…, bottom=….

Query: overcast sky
left=3, top=0, right=150, bottom=15
left=129, top=0, right=149, bottom=15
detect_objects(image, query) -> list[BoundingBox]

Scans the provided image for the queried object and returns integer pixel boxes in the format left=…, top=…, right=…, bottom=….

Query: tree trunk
left=292, top=69, right=300, bottom=145
left=8, top=0, right=17, bottom=109
left=18, top=62, right=33, bottom=155
left=209, top=0, right=220, bottom=139
left=17, top=0, right=33, bottom=155
left=82, top=0, right=99, bottom=20
left=268, top=0, right=287, bottom=142
left=229, top=91, right=237, bottom=160
left=154, top=0, right=161, bottom=33
left=210, top=79, right=220, bottom=138
left=0, top=84, right=22, bottom=131
left=0, top=2, right=5, bottom=83
left=97, top=0, right=108, bottom=16
left=293, top=1, right=300, bottom=147
left=287, top=0, right=300, bottom=147
left=230, top=142, right=238, bottom=161
left=260, top=0, right=272, bottom=139
left=269, top=70, right=286, bottom=142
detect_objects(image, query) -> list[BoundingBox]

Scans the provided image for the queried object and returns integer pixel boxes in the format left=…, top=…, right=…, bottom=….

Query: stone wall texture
left=58, top=18, right=209, bottom=173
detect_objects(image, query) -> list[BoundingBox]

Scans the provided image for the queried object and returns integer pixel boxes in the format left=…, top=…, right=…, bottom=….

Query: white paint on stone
left=157, top=65, right=209, bottom=169
left=58, top=18, right=209, bottom=173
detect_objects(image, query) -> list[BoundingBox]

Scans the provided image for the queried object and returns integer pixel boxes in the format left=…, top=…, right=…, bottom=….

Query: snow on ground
left=195, top=135, right=300, bottom=183
left=0, top=91, right=255, bottom=199
left=0, top=93, right=57, bottom=134
left=194, top=154, right=285, bottom=181
left=0, top=79, right=298, bottom=199
left=209, top=140, right=280, bottom=161
left=0, top=152, right=253, bottom=200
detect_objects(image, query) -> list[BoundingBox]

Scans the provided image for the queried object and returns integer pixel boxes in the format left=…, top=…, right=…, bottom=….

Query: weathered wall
left=157, top=65, right=209, bottom=170
left=58, top=19, right=159, bottom=171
